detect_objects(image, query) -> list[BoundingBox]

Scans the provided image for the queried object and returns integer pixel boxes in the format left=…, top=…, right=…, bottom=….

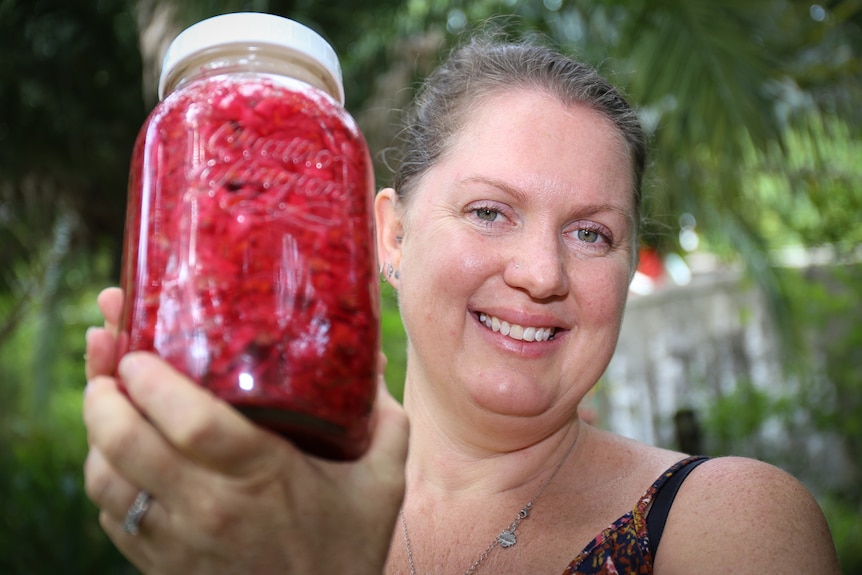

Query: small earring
left=387, top=263, right=394, bottom=278
left=394, top=270, right=400, bottom=280
left=515, top=263, right=521, bottom=269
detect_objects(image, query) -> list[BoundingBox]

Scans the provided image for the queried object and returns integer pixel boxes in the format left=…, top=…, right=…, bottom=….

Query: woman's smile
left=477, top=311, right=557, bottom=342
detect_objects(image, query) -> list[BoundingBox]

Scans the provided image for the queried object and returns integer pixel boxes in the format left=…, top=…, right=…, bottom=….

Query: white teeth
left=478, top=313, right=555, bottom=342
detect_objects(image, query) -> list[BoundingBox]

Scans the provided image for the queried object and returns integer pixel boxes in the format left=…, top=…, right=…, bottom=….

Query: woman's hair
left=392, top=36, right=647, bottom=230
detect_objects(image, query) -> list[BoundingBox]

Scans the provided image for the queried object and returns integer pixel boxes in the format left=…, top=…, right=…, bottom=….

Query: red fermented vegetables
left=118, top=74, right=379, bottom=460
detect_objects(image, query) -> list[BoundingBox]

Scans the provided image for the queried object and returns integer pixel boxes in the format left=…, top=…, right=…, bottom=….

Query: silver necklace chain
left=399, top=434, right=579, bottom=575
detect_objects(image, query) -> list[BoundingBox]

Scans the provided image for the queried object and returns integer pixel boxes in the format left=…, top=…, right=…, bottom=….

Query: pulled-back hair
left=392, top=36, right=647, bottom=231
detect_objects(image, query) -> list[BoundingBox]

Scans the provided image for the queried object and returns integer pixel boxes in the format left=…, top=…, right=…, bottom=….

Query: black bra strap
left=646, top=456, right=710, bottom=559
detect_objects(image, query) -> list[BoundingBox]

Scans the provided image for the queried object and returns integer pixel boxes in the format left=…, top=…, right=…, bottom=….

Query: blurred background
left=0, top=0, right=859, bottom=572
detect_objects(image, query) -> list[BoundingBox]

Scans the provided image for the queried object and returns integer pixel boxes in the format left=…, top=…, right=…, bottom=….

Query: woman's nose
left=503, top=231, right=569, bottom=300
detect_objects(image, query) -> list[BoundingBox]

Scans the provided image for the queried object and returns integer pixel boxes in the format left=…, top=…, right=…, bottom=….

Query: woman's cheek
left=574, top=261, right=630, bottom=320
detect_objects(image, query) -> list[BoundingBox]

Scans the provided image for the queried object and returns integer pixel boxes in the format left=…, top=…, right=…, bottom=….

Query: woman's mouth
left=477, top=312, right=557, bottom=342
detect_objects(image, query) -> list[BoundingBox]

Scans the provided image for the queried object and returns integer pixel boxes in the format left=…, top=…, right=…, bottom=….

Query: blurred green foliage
left=0, top=287, right=135, bottom=573
left=380, top=283, right=408, bottom=402
left=821, top=491, right=862, bottom=574
left=702, top=264, right=862, bottom=573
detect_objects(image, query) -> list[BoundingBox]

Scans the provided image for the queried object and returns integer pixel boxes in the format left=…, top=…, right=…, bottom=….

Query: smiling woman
left=81, top=33, right=841, bottom=575
left=376, top=88, right=634, bottom=426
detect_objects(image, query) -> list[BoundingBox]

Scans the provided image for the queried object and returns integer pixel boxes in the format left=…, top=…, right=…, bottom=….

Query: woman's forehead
left=448, top=91, right=633, bottom=191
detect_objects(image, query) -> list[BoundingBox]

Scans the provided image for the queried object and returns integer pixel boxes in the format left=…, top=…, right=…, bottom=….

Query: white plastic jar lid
left=158, top=12, right=344, bottom=103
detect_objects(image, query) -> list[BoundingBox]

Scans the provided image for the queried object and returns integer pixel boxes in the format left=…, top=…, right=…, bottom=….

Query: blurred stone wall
left=597, top=266, right=856, bottom=493
left=602, top=268, right=769, bottom=446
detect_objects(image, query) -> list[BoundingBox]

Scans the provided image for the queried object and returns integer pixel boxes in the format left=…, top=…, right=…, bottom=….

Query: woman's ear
left=375, top=188, right=404, bottom=288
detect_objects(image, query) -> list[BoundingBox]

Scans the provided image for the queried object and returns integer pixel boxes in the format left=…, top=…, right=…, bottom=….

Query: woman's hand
left=83, top=288, right=408, bottom=574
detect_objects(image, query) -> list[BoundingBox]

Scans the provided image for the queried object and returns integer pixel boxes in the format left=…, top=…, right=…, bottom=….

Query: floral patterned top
left=563, top=456, right=710, bottom=574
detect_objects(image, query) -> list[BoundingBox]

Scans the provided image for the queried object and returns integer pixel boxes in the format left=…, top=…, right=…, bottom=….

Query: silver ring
left=123, top=490, right=153, bottom=536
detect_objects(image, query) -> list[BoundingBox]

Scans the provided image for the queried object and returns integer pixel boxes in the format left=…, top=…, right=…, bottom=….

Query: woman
left=83, top=37, right=840, bottom=574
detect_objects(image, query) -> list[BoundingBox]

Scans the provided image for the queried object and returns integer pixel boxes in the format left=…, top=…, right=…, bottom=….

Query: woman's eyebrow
left=457, top=175, right=529, bottom=204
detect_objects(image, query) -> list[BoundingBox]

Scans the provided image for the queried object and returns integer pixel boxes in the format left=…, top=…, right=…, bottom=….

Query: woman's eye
left=474, top=207, right=499, bottom=222
left=577, top=229, right=602, bottom=243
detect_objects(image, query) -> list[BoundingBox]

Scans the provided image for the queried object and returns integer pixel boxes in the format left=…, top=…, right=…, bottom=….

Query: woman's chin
left=465, top=373, right=556, bottom=418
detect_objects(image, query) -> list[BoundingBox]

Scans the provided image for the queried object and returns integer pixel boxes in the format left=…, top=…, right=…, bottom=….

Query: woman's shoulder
left=653, top=455, right=841, bottom=574
left=578, top=425, right=688, bottom=485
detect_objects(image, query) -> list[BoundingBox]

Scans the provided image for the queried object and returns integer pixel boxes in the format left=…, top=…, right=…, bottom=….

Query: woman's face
left=379, top=89, right=636, bottom=431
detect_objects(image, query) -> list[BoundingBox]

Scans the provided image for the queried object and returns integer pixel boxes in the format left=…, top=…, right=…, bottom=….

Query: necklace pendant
left=497, top=530, right=517, bottom=548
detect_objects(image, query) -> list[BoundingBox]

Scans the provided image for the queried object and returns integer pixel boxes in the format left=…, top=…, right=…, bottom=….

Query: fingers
left=84, top=447, right=137, bottom=519
left=98, top=513, right=155, bottom=575
left=85, top=327, right=117, bottom=381
left=118, top=352, right=289, bottom=478
left=84, top=446, right=167, bottom=533
left=97, top=287, right=124, bottom=333
left=83, top=411, right=167, bottom=575
left=85, top=287, right=123, bottom=380
left=83, top=375, right=184, bottom=505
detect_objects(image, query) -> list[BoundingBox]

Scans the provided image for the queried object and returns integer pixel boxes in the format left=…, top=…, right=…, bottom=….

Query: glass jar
left=117, top=12, right=379, bottom=460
